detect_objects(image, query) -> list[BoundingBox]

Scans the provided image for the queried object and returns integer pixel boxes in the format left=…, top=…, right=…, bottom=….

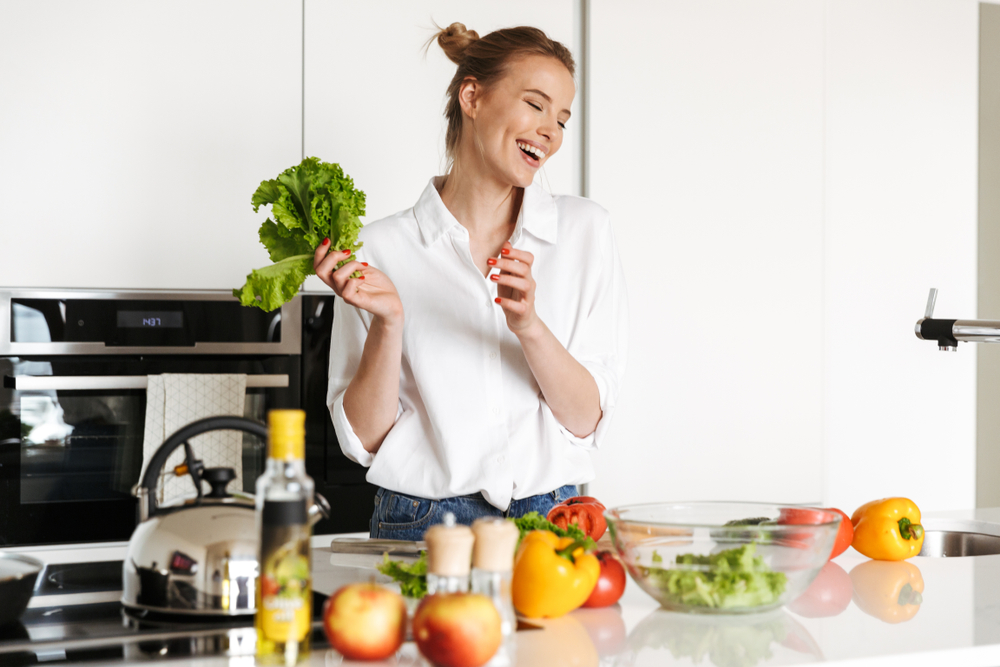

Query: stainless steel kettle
left=122, top=416, right=329, bottom=617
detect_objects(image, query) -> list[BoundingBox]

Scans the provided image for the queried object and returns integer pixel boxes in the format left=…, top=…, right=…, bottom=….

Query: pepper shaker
left=470, top=517, right=520, bottom=638
left=423, top=512, right=475, bottom=594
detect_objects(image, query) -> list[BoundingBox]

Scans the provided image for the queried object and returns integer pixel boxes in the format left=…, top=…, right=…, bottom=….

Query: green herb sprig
left=376, top=552, right=427, bottom=599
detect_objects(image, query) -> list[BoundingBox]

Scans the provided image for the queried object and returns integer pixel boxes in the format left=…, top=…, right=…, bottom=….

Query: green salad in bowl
left=605, top=502, right=841, bottom=614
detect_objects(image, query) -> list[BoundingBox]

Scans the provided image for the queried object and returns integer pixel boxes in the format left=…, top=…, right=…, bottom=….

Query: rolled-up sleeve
left=326, top=295, right=375, bottom=467
left=563, top=217, right=629, bottom=450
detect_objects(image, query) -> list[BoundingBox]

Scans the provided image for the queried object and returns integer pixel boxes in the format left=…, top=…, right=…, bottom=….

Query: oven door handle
left=3, top=374, right=290, bottom=391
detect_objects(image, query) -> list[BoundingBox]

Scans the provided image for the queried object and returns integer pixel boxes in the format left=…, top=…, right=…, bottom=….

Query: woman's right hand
left=314, top=241, right=403, bottom=325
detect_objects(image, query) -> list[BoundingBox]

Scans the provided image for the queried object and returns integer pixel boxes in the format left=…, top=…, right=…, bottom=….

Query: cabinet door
left=0, top=0, right=302, bottom=290
left=303, top=1, right=580, bottom=295
left=587, top=0, right=825, bottom=506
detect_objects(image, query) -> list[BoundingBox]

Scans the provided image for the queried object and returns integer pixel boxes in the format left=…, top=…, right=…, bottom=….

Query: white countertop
left=305, top=525, right=1000, bottom=667
left=37, top=510, right=1000, bottom=667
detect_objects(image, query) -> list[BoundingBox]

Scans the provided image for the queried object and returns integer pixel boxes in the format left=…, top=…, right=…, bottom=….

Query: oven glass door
left=0, top=356, right=299, bottom=546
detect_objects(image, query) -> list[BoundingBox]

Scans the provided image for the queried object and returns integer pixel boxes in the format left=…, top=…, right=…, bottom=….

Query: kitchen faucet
left=915, top=288, right=1000, bottom=351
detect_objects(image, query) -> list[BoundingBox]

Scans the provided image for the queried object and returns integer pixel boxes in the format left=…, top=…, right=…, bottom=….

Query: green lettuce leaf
left=510, top=511, right=596, bottom=551
left=233, top=255, right=313, bottom=313
left=258, top=220, right=313, bottom=262
left=251, top=180, right=283, bottom=211
left=235, top=157, right=366, bottom=311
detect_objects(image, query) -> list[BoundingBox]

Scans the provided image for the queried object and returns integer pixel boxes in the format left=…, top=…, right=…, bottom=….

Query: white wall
left=980, top=2, right=1000, bottom=508
left=823, top=0, right=979, bottom=513
left=587, top=0, right=980, bottom=513
left=0, top=0, right=302, bottom=291
left=588, top=0, right=827, bottom=506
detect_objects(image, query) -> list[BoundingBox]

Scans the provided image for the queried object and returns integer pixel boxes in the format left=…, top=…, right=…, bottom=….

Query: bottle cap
left=268, top=410, right=305, bottom=460
left=472, top=518, right=520, bottom=572
left=424, top=512, right=475, bottom=577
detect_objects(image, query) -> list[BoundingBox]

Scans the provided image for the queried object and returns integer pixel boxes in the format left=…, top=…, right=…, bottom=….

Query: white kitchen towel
left=141, top=373, right=247, bottom=504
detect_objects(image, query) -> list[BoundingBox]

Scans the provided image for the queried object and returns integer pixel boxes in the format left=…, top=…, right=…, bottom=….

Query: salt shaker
left=423, top=512, right=475, bottom=594
left=470, top=517, right=520, bottom=639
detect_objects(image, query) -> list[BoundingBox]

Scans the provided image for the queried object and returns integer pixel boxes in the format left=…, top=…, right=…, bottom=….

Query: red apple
left=322, top=582, right=406, bottom=660
left=412, top=593, right=502, bottom=667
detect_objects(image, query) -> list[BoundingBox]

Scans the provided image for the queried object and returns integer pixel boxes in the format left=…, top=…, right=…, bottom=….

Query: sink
left=919, top=530, right=1000, bottom=557
left=912, top=517, right=1000, bottom=557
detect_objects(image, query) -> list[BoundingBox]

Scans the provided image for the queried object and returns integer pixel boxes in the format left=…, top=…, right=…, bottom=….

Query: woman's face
left=461, top=55, right=575, bottom=188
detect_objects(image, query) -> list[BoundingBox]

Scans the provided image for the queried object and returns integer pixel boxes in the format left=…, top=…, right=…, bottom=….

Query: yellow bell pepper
left=850, top=560, right=924, bottom=623
left=512, top=530, right=600, bottom=618
left=851, top=497, right=924, bottom=561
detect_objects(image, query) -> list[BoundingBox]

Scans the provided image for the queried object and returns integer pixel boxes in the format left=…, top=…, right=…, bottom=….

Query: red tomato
left=828, top=508, right=854, bottom=559
left=582, top=551, right=626, bottom=608
left=778, top=507, right=829, bottom=525
left=567, top=495, right=603, bottom=505
left=778, top=506, right=851, bottom=559
left=548, top=497, right=608, bottom=541
left=787, top=560, right=853, bottom=618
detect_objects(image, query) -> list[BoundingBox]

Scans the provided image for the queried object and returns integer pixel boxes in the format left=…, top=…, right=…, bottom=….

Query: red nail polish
left=501, top=248, right=510, bottom=255
left=494, top=297, right=502, bottom=304
left=490, top=274, right=500, bottom=281
left=487, top=258, right=497, bottom=266
left=343, top=249, right=351, bottom=255
left=322, top=238, right=329, bottom=246
left=359, top=276, right=365, bottom=280
left=361, top=262, right=368, bottom=267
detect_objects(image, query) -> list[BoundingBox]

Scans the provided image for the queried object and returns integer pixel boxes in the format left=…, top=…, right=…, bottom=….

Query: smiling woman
left=315, top=23, right=628, bottom=540
left=435, top=23, right=575, bottom=178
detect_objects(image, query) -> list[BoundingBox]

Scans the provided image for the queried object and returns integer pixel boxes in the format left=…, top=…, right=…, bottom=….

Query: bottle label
left=258, top=499, right=311, bottom=644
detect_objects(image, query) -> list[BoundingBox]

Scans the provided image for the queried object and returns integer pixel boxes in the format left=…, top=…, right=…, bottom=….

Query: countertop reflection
left=139, top=513, right=1000, bottom=666
left=613, top=607, right=821, bottom=667
left=310, top=518, right=1000, bottom=667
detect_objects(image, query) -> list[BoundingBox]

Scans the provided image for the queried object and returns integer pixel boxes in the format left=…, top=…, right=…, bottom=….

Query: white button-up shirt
left=327, top=177, right=628, bottom=510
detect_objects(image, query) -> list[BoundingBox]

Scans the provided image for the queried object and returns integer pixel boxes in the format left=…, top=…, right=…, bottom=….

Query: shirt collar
left=413, top=176, right=559, bottom=247
left=518, top=179, right=558, bottom=244
left=413, top=176, right=459, bottom=247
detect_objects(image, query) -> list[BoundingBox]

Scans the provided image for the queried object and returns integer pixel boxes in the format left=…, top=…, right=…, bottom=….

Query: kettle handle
left=139, top=416, right=267, bottom=520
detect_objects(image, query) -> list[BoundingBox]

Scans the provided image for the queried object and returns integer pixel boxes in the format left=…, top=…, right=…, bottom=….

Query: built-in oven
left=0, top=289, right=373, bottom=548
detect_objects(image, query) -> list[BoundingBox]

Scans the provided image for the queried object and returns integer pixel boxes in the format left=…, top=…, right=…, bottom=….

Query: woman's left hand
left=492, top=241, right=541, bottom=337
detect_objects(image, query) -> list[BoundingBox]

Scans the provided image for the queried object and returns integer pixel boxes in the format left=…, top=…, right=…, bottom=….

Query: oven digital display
left=116, top=311, right=184, bottom=329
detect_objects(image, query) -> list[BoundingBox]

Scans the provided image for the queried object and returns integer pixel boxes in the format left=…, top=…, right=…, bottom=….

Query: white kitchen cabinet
left=587, top=0, right=826, bottom=507
left=300, top=0, right=580, bottom=292
left=0, top=0, right=302, bottom=290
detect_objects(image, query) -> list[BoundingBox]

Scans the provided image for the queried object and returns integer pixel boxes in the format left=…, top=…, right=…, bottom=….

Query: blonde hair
left=432, top=23, right=575, bottom=161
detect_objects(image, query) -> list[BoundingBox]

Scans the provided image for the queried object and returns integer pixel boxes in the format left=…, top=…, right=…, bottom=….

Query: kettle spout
left=309, top=493, right=331, bottom=527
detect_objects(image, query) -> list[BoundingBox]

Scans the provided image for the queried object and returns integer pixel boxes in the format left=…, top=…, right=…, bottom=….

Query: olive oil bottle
left=255, top=410, right=313, bottom=665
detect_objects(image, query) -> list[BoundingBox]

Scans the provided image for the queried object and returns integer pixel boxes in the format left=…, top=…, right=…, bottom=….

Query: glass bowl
left=605, top=502, right=841, bottom=614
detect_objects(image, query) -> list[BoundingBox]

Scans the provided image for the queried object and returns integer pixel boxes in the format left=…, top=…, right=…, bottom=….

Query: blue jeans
left=369, top=485, right=580, bottom=541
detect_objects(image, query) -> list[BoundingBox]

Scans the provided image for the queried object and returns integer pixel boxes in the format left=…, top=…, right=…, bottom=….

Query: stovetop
left=0, top=561, right=330, bottom=665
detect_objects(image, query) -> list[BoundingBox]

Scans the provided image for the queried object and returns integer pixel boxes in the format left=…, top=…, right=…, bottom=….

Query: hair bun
left=436, top=22, right=479, bottom=64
